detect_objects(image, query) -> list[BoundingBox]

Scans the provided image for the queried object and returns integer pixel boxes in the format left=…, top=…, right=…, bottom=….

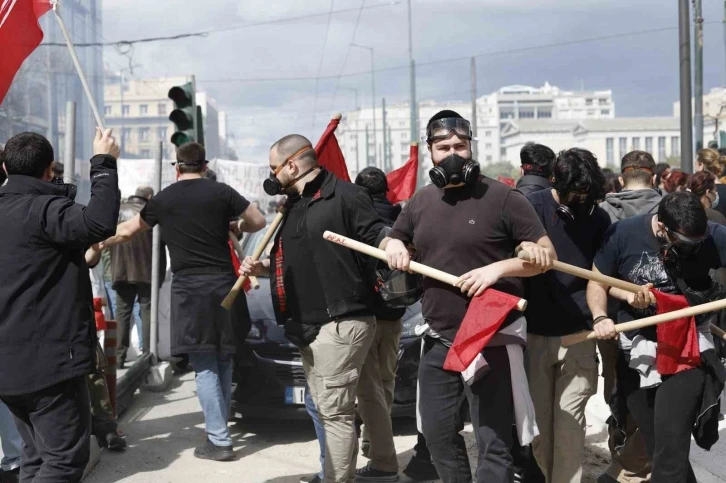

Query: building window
left=619, top=137, right=627, bottom=161
left=599, top=98, right=609, bottom=105
left=140, top=104, right=148, bottom=115
left=104, top=105, right=111, bottom=115
left=586, top=99, right=593, bottom=106
left=401, top=132, right=408, bottom=140
left=537, top=109, right=552, bottom=118
left=632, top=137, right=640, bottom=150
left=485, top=131, right=492, bottom=137
left=671, top=136, right=680, bottom=157
left=122, top=105, right=130, bottom=116
left=601, top=109, right=610, bottom=116
left=645, top=137, right=653, bottom=153
left=157, top=103, right=167, bottom=115
left=349, top=134, right=356, bottom=140
left=140, top=128, right=150, bottom=141
left=158, top=127, right=167, bottom=141
left=500, top=108, right=515, bottom=119
left=519, top=108, right=535, bottom=119
left=140, top=149, right=151, bottom=158
left=486, top=155, right=492, bottom=162
left=658, top=136, right=667, bottom=161
left=500, top=147, right=507, bottom=157
left=606, top=138, right=614, bottom=164
left=122, top=128, right=131, bottom=141
left=485, top=143, right=492, bottom=150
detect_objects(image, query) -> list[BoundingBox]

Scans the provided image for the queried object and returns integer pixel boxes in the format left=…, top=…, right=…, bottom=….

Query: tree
left=481, top=161, right=519, bottom=179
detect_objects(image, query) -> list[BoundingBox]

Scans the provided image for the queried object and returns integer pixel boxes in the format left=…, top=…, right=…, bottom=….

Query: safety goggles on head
left=425, top=117, right=472, bottom=144
left=171, top=160, right=209, bottom=167
left=562, top=191, right=590, bottom=204
left=663, top=225, right=707, bottom=249
left=270, top=146, right=313, bottom=176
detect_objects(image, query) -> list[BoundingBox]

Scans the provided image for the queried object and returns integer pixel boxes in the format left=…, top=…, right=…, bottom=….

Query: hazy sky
left=102, top=0, right=726, bottom=160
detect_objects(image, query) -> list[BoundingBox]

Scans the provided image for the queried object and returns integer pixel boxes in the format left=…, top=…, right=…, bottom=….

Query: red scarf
left=651, top=289, right=701, bottom=375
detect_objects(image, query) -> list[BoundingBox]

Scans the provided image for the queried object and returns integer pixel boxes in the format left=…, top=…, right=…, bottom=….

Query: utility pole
left=408, top=0, right=420, bottom=188
left=119, top=71, right=125, bottom=157
left=63, top=102, right=76, bottom=185
left=471, top=57, right=478, bottom=160
left=382, top=97, right=388, bottom=170
left=694, top=0, right=704, bottom=152
left=723, top=1, right=726, bottom=86
left=150, top=141, right=162, bottom=361
left=679, top=0, right=694, bottom=172
left=365, top=125, right=370, bottom=167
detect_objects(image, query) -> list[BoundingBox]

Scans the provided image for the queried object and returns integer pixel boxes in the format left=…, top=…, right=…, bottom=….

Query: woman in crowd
left=662, top=170, right=689, bottom=193
left=695, top=148, right=726, bottom=218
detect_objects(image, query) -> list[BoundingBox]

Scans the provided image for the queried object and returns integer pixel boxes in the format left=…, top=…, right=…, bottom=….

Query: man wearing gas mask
left=240, top=134, right=388, bottom=483
left=382, top=110, right=556, bottom=483
left=0, top=129, right=120, bottom=482
left=524, top=148, right=611, bottom=483
left=588, top=191, right=726, bottom=483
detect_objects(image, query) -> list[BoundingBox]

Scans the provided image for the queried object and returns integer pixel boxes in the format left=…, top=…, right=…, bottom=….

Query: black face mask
left=428, top=153, right=480, bottom=188
left=51, top=177, right=77, bottom=201
left=263, top=168, right=315, bottom=196
left=555, top=190, right=594, bottom=222
left=657, top=227, right=704, bottom=278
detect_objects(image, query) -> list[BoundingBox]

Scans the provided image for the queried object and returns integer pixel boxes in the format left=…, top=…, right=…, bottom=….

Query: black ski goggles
left=426, top=118, right=472, bottom=144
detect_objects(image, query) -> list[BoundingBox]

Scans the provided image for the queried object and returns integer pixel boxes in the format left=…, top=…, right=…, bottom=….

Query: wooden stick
left=323, top=231, right=528, bottom=311
left=221, top=210, right=284, bottom=309
left=561, top=297, right=726, bottom=346
left=228, top=232, right=260, bottom=290
left=517, top=252, right=726, bottom=344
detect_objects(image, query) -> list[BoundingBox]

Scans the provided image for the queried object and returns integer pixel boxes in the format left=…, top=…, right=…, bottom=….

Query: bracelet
left=593, top=315, right=610, bottom=325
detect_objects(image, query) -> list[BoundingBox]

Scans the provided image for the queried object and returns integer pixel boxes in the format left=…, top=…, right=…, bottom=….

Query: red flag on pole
left=387, top=143, right=419, bottom=204
left=0, top=0, right=52, bottom=104
left=651, top=290, right=700, bottom=375
left=443, top=289, right=523, bottom=372
left=315, top=114, right=351, bottom=182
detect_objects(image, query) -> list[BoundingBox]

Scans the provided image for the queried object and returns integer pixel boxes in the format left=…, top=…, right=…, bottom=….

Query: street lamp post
left=351, top=43, right=377, bottom=169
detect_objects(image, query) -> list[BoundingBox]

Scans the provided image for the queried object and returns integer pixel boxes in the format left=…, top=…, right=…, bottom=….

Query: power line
left=330, top=0, right=366, bottom=109
left=43, top=2, right=399, bottom=48
left=198, top=21, right=722, bottom=85
left=312, top=0, right=336, bottom=129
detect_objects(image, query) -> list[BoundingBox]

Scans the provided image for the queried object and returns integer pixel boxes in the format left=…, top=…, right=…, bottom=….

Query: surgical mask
left=428, top=153, right=480, bottom=188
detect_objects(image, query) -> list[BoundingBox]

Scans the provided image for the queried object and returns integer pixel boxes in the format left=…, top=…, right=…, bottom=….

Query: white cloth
left=507, top=344, right=539, bottom=446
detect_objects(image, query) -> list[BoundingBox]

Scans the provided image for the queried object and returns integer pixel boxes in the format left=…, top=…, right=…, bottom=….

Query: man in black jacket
left=0, top=129, right=121, bottom=482
left=241, top=134, right=387, bottom=483
left=515, top=143, right=555, bottom=197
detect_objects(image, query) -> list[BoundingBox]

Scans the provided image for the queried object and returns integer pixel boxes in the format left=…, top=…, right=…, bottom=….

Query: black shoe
left=300, top=475, right=322, bottom=483
left=0, top=468, right=19, bottom=483
left=355, top=464, right=399, bottom=482
left=100, top=431, right=127, bottom=451
left=193, top=439, right=234, bottom=461
left=402, top=454, right=439, bottom=482
left=596, top=474, right=619, bottom=483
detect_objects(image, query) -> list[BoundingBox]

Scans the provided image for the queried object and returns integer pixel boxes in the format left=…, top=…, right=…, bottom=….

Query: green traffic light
left=168, top=81, right=196, bottom=146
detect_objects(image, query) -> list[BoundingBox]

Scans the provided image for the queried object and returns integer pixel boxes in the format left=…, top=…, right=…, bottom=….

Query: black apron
left=170, top=271, right=251, bottom=356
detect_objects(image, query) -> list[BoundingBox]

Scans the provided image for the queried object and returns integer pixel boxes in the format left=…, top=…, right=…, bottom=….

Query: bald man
left=241, top=135, right=390, bottom=483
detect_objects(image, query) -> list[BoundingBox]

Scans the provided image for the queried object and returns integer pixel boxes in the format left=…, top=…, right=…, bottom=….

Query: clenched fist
left=93, top=128, right=120, bottom=159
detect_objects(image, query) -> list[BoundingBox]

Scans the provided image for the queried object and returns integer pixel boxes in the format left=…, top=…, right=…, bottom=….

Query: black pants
left=1, top=376, right=91, bottom=483
left=626, top=366, right=705, bottom=483
left=115, top=282, right=151, bottom=364
left=419, top=338, right=514, bottom=483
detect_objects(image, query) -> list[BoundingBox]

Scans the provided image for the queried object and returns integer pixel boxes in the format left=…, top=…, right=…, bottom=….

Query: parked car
left=232, top=222, right=425, bottom=419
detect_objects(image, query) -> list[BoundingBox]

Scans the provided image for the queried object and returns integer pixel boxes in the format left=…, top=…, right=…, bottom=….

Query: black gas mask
left=555, top=190, right=594, bottom=222
left=51, top=177, right=77, bottom=201
left=658, top=224, right=707, bottom=278
left=263, top=146, right=316, bottom=196
left=429, top=153, right=480, bottom=189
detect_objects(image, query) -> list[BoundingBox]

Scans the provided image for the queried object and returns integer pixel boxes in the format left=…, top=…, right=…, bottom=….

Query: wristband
left=593, top=315, right=610, bottom=325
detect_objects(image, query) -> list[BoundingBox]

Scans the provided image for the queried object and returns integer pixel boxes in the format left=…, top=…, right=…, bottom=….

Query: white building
left=336, top=83, right=615, bottom=180
left=500, top=117, right=681, bottom=167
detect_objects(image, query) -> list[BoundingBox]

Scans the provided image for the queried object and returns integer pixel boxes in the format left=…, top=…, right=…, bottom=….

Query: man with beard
left=104, top=142, right=266, bottom=461
left=240, top=134, right=388, bottom=483
left=588, top=192, right=726, bottom=483
left=383, top=110, right=556, bottom=483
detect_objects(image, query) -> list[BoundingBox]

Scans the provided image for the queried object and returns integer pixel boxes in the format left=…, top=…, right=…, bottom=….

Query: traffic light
left=168, top=81, right=201, bottom=147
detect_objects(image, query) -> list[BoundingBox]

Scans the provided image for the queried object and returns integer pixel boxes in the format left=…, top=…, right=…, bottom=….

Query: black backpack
left=373, top=226, right=423, bottom=309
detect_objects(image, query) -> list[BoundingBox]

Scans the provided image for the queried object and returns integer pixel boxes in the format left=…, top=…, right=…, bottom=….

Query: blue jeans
left=0, top=399, right=22, bottom=471
left=188, top=352, right=233, bottom=447
left=305, top=383, right=325, bottom=479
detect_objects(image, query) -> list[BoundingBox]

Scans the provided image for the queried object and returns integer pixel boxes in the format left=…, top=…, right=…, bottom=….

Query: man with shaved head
left=241, top=134, right=390, bottom=483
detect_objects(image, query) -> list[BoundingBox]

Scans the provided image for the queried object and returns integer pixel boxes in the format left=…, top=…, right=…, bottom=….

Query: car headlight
left=246, top=323, right=263, bottom=340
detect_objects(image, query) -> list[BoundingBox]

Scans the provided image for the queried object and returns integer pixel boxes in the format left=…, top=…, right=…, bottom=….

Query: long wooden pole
left=221, top=210, right=284, bottom=310
left=323, top=231, right=528, bottom=311
left=228, top=232, right=259, bottom=290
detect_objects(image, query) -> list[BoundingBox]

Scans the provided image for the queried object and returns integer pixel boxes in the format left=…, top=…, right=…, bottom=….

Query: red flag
left=443, top=289, right=523, bottom=372
left=228, top=241, right=251, bottom=293
left=315, top=116, right=350, bottom=182
left=387, top=144, right=419, bottom=204
left=497, top=175, right=516, bottom=187
left=652, top=290, right=700, bottom=375
left=0, top=0, right=52, bottom=104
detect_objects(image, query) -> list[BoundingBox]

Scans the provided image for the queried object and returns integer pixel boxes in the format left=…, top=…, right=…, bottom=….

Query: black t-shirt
left=280, top=171, right=330, bottom=325
left=525, top=189, right=612, bottom=336
left=140, top=178, right=250, bottom=274
left=389, top=177, right=547, bottom=341
left=594, top=214, right=726, bottom=338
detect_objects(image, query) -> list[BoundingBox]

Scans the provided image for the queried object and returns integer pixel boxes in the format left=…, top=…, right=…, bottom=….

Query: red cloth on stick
left=651, top=289, right=700, bottom=375
left=92, top=298, right=107, bottom=331
left=443, top=289, right=523, bottom=372
left=386, top=145, right=419, bottom=204
left=0, top=0, right=52, bottom=103
left=228, top=241, right=251, bottom=293
left=315, top=117, right=350, bottom=182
